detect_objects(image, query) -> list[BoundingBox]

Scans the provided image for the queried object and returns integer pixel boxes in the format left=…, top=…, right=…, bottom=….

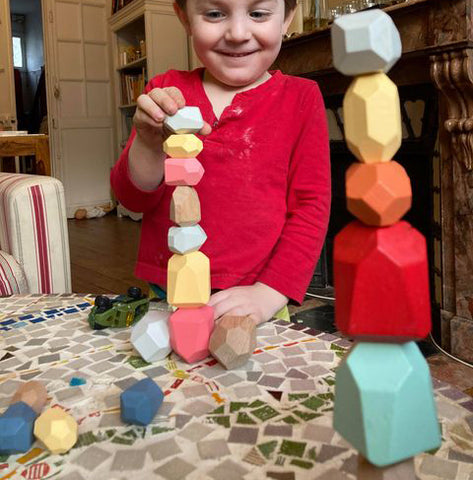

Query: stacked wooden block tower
left=330, top=10, right=441, bottom=477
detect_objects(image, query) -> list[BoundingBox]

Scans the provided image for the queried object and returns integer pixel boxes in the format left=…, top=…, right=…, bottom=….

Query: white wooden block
left=168, top=225, right=207, bottom=254
left=131, top=310, right=171, bottom=362
left=164, top=106, right=204, bottom=134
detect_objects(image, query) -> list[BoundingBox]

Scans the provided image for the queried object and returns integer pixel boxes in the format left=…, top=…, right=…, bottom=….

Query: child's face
left=175, top=0, right=295, bottom=88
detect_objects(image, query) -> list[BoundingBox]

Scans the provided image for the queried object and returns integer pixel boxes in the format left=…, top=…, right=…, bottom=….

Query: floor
left=68, top=213, right=473, bottom=397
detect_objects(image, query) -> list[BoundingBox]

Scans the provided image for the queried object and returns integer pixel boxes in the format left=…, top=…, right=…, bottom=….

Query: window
left=12, top=36, right=24, bottom=69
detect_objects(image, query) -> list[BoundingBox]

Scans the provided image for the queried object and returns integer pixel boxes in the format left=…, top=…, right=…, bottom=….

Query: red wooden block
left=164, top=158, right=204, bottom=186
left=169, top=305, right=214, bottom=363
left=334, top=220, right=431, bottom=341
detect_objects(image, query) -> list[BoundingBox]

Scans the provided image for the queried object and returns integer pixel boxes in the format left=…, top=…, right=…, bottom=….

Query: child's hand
left=134, top=87, right=212, bottom=148
left=208, top=282, right=288, bottom=325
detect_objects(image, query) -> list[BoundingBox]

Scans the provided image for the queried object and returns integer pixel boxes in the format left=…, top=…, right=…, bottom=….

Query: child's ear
left=173, top=2, right=192, bottom=36
left=282, top=6, right=298, bottom=35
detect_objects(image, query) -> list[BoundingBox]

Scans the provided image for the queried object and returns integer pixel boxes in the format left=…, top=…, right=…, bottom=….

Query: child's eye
left=250, top=10, right=271, bottom=19
left=205, top=10, right=225, bottom=19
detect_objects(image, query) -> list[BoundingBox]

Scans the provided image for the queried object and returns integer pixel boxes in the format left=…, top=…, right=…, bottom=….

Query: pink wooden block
left=164, top=158, right=205, bottom=186
left=169, top=305, right=214, bottom=363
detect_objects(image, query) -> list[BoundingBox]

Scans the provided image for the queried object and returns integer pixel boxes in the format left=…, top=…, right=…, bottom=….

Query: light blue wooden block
left=331, top=10, right=402, bottom=76
left=168, top=224, right=207, bottom=254
left=333, top=341, right=441, bottom=466
left=164, top=106, right=204, bottom=134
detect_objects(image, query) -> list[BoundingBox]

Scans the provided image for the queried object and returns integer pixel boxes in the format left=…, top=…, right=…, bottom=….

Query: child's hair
left=175, top=0, right=298, bottom=19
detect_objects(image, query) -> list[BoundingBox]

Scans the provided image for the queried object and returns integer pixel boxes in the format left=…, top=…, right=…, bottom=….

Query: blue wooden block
left=120, top=378, right=164, bottom=426
left=0, top=402, right=38, bottom=454
left=333, top=341, right=441, bottom=466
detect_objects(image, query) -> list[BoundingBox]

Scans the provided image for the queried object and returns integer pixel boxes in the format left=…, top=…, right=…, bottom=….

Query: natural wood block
left=171, top=186, right=201, bottom=226
left=164, top=106, right=204, bottom=134
left=334, top=342, right=440, bottom=466
left=34, top=407, right=78, bottom=454
left=209, top=315, right=256, bottom=369
left=168, top=225, right=207, bottom=254
left=164, top=158, right=205, bottom=186
left=163, top=134, right=203, bottom=158
left=334, top=220, right=431, bottom=340
left=331, top=10, right=401, bottom=76
left=11, top=381, right=47, bottom=414
left=131, top=310, right=171, bottom=362
left=167, top=251, right=210, bottom=307
left=357, top=455, right=417, bottom=479
left=169, top=305, right=214, bottom=363
left=344, top=72, right=402, bottom=163
left=346, top=161, right=412, bottom=226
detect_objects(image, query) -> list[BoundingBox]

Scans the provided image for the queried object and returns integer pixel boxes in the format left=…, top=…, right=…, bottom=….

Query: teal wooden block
left=333, top=341, right=441, bottom=466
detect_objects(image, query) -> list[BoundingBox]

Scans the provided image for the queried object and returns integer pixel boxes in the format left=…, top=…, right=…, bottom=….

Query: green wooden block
left=333, top=341, right=441, bottom=466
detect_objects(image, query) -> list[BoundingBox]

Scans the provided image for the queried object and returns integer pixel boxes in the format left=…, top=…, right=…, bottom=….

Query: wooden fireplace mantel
left=274, top=0, right=473, bottom=362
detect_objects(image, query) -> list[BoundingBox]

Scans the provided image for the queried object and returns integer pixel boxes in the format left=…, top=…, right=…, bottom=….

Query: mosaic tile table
left=0, top=294, right=473, bottom=480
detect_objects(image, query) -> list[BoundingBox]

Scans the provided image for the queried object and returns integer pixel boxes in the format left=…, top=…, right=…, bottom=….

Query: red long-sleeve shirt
left=111, top=67, right=330, bottom=304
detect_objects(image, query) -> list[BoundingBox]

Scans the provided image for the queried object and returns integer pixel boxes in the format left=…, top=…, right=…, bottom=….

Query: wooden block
left=11, top=381, right=47, bottom=414
left=168, top=224, right=207, bottom=254
left=164, top=158, right=205, bottom=186
left=346, top=161, right=412, bottom=226
left=333, top=342, right=441, bottom=467
left=331, top=9, right=401, bottom=76
left=334, top=220, right=431, bottom=341
left=164, top=106, right=204, bottom=134
left=163, top=134, right=203, bottom=158
left=131, top=310, right=171, bottom=362
left=344, top=73, right=402, bottom=163
left=167, top=251, right=210, bottom=307
left=120, top=378, right=164, bottom=426
left=209, top=315, right=256, bottom=369
left=169, top=305, right=214, bottom=363
left=357, top=455, right=417, bottom=480
left=34, top=407, right=78, bottom=454
left=171, top=186, right=201, bottom=226
left=0, top=402, right=37, bottom=454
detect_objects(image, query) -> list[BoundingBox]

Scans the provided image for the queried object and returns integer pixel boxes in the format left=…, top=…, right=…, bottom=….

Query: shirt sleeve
left=256, top=83, right=331, bottom=304
left=110, top=75, right=167, bottom=214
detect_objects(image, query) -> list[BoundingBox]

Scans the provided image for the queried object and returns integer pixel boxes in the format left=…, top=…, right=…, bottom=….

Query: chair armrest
left=0, top=173, right=71, bottom=294
left=0, top=250, right=28, bottom=295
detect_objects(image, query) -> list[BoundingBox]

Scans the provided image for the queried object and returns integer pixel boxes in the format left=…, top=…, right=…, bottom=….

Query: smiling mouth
left=218, top=51, right=256, bottom=57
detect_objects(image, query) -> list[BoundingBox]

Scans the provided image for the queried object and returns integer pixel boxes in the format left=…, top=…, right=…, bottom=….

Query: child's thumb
left=200, top=121, right=212, bottom=136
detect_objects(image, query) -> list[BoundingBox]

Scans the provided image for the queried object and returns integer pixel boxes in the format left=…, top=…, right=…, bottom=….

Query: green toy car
left=88, top=287, right=149, bottom=330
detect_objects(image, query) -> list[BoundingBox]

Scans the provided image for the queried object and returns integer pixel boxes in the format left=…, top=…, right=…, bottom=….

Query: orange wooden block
left=333, top=220, right=431, bottom=341
left=11, top=381, right=47, bottom=414
left=170, top=186, right=201, bottom=226
left=346, top=161, right=411, bottom=226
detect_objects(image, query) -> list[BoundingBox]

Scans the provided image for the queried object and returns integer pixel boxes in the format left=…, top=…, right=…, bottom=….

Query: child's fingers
left=200, top=121, right=212, bottom=136
left=163, top=87, right=186, bottom=109
left=148, top=88, right=180, bottom=116
left=136, top=94, right=166, bottom=123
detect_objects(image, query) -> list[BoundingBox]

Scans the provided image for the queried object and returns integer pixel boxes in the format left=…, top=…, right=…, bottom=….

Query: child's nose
left=224, top=19, right=252, bottom=42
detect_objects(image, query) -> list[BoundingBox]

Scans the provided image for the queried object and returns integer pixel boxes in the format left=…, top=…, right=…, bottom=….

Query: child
left=111, top=0, right=331, bottom=325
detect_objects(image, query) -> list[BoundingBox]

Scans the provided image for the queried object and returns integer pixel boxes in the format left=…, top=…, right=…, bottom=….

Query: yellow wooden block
left=344, top=72, right=401, bottom=163
left=167, top=251, right=210, bottom=307
left=163, top=134, right=203, bottom=158
left=171, top=186, right=201, bottom=226
left=34, top=407, right=78, bottom=454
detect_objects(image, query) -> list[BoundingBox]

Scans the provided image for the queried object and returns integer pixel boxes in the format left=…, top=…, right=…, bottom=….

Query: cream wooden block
left=167, top=251, right=210, bottom=307
left=34, top=407, right=78, bottom=454
left=163, top=134, right=203, bottom=158
left=344, top=73, right=402, bottom=163
left=164, top=106, right=204, bottom=134
left=171, top=186, right=201, bottom=226
left=357, top=455, right=416, bottom=479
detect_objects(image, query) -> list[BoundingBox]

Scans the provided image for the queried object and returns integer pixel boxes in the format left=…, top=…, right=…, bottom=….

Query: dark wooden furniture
left=274, top=0, right=473, bottom=362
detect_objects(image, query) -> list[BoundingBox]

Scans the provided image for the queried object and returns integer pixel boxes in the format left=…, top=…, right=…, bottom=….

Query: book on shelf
left=120, top=68, right=146, bottom=105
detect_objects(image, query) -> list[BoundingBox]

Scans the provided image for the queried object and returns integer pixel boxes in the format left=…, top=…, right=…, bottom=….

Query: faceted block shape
left=168, top=224, right=207, bottom=254
left=209, top=315, right=256, bottom=369
left=357, top=455, right=416, bottom=480
left=344, top=73, right=402, bottom=163
left=331, top=9, right=402, bottom=76
left=11, top=380, right=47, bottom=414
left=34, top=407, right=78, bottom=454
left=120, top=378, right=164, bottom=426
left=0, top=402, right=37, bottom=454
left=131, top=310, right=172, bottom=362
left=164, top=106, right=204, bottom=134
left=163, top=134, right=203, bottom=158
left=167, top=251, right=210, bottom=307
left=169, top=305, right=214, bottom=363
left=346, top=161, right=412, bottom=226
left=171, top=186, right=201, bottom=226
left=333, top=342, right=441, bottom=466
left=334, top=220, right=431, bottom=340
left=164, top=158, right=205, bottom=186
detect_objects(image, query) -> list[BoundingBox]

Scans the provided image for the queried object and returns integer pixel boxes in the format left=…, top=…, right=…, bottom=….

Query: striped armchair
left=0, top=173, right=71, bottom=295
